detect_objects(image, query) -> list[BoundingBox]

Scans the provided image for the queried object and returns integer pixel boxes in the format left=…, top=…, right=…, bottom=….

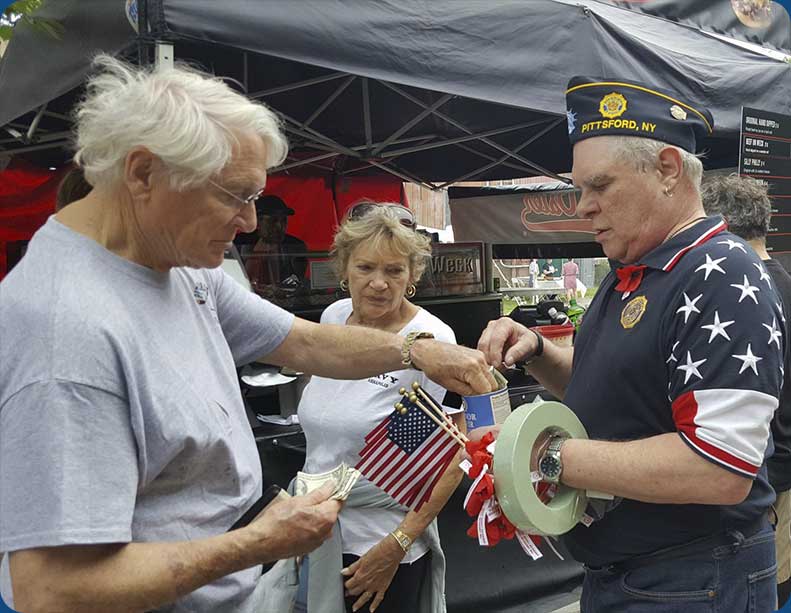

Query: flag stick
left=398, top=396, right=467, bottom=448
left=404, top=383, right=470, bottom=443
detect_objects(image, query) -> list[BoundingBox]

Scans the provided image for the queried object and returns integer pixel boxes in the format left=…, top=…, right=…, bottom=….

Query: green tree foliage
left=1, top=0, right=63, bottom=42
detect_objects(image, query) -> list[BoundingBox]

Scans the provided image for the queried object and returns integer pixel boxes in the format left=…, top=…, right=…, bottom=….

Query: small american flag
left=356, top=401, right=460, bottom=511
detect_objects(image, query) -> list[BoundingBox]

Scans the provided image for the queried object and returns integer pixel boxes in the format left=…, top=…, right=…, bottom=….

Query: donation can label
left=464, top=388, right=512, bottom=430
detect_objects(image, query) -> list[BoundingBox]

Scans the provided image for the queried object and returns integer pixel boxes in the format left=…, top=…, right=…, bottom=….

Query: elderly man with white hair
left=0, top=56, right=496, bottom=613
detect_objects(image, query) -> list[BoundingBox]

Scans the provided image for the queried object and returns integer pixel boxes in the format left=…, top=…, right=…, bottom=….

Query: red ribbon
left=464, top=473, right=494, bottom=517
left=614, top=264, right=647, bottom=293
left=465, top=432, right=496, bottom=479
left=466, top=511, right=518, bottom=546
left=463, top=432, right=520, bottom=546
left=462, top=431, right=550, bottom=551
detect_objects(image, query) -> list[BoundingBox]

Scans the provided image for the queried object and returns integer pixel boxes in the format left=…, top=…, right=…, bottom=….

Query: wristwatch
left=390, top=528, right=413, bottom=553
left=538, top=435, right=568, bottom=484
left=401, top=331, right=434, bottom=370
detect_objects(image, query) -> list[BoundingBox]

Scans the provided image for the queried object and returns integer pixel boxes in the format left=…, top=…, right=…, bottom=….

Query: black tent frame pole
left=137, top=0, right=149, bottom=66
left=0, top=19, right=565, bottom=184
left=376, top=80, right=570, bottom=184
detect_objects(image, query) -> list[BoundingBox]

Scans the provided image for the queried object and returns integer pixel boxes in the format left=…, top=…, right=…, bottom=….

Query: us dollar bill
left=295, top=463, right=361, bottom=501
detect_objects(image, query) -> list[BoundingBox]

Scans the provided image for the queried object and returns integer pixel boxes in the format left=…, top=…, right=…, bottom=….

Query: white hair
left=609, top=136, right=704, bottom=190
left=74, top=54, right=288, bottom=190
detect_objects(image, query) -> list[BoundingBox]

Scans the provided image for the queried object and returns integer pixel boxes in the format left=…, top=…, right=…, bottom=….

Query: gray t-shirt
left=0, top=218, right=294, bottom=611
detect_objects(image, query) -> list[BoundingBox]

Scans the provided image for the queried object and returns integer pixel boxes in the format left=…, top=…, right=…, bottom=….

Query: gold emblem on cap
left=621, top=295, right=647, bottom=329
left=670, top=105, right=687, bottom=121
left=599, top=92, right=628, bottom=119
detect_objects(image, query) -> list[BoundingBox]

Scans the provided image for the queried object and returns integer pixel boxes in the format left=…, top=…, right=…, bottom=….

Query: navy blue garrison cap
left=565, top=76, right=714, bottom=153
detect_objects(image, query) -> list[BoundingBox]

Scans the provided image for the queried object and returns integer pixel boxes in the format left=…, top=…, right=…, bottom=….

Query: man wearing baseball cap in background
left=477, top=77, right=783, bottom=611
left=242, top=194, right=308, bottom=292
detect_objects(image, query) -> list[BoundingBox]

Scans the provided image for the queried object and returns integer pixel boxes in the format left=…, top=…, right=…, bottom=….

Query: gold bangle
left=390, top=528, right=412, bottom=553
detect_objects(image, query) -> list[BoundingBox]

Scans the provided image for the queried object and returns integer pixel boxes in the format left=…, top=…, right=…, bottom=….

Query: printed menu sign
left=740, top=107, right=791, bottom=254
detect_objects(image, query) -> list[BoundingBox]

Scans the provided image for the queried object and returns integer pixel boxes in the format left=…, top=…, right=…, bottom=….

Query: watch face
left=540, top=456, right=561, bottom=479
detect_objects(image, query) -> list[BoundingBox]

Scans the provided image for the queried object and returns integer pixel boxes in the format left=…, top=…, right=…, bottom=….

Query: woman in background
left=562, top=258, right=579, bottom=301
left=297, top=202, right=465, bottom=613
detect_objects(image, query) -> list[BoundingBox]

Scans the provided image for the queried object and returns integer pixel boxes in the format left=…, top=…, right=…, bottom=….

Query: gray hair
left=609, top=136, right=704, bottom=189
left=331, top=204, right=432, bottom=283
left=74, top=54, right=288, bottom=190
left=701, top=174, right=771, bottom=240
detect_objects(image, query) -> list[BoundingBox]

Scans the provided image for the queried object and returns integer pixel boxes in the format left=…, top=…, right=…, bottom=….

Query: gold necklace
left=668, top=216, right=707, bottom=240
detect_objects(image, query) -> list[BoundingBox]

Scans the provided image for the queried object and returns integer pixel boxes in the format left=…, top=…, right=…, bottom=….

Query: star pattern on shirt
left=730, top=275, right=760, bottom=304
left=695, top=254, right=727, bottom=280
left=665, top=340, right=680, bottom=364
left=731, top=343, right=763, bottom=376
left=701, top=311, right=735, bottom=343
left=718, top=238, right=747, bottom=253
left=777, top=301, right=786, bottom=325
left=658, top=231, right=782, bottom=404
left=676, top=292, right=703, bottom=324
left=763, top=317, right=782, bottom=350
left=753, top=262, right=772, bottom=287
left=677, top=351, right=706, bottom=384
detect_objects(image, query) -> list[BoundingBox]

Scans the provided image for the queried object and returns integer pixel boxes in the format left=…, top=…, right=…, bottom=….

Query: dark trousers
left=780, top=579, right=790, bottom=610
left=342, top=551, right=430, bottom=613
left=581, top=523, right=777, bottom=612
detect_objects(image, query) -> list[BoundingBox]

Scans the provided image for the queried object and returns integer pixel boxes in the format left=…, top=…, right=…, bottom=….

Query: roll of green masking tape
left=493, top=399, right=588, bottom=536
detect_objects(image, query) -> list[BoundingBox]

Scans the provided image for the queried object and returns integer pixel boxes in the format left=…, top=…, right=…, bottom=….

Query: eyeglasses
left=209, top=180, right=266, bottom=208
left=347, top=202, right=416, bottom=228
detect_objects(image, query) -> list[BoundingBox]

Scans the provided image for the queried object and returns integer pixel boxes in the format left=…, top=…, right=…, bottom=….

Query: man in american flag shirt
left=478, top=77, right=783, bottom=612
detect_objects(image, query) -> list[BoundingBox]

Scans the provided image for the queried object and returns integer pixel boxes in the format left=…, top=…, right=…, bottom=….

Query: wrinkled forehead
left=218, top=133, right=268, bottom=186
left=352, top=237, right=410, bottom=266
left=570, top=137, right=622, bottom=186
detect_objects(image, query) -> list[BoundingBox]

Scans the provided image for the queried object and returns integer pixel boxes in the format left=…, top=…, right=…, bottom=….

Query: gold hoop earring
left=340, top=279, right=349, bottom=292
left=664, top=188, right=674, bottom=198
left=406, top=284, right=416, bottom=298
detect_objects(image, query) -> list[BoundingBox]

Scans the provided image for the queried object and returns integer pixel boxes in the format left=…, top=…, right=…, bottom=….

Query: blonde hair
left=331, top=204, right=432, bottom=283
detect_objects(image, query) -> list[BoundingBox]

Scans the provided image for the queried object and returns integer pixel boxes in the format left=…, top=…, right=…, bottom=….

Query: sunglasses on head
left=346, top=202, right=416, bottom=228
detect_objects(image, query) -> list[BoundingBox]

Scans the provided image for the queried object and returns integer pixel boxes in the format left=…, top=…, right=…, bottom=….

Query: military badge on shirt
left=193, top=282, right=209, bottom=305
left=621, top=295, right=648, bottom=329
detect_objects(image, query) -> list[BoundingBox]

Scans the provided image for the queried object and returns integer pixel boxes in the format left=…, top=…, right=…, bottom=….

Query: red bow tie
left=615, top=265, right=647, bottom=294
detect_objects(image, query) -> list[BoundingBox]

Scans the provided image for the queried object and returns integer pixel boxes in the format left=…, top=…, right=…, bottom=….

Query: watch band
left=547, top=435, right=566, bottom=454
left=390, top=528, right=413, bottom=553
left=539, top=435, right=568, bottom=484
left=530, top=328, right=544, bottom=358
left=516, top=328, right=544, bottom=370
left=401, top=331, right=434, bottom=370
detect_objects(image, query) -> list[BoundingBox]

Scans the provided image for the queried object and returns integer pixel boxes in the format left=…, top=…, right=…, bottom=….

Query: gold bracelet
left=400, top=331, right=434, bottom=370
left=390, top=528, right=412, bottom=553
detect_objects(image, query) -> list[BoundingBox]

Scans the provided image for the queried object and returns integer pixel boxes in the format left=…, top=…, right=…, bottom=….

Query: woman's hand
left=341, top=534, right=405, bottom=612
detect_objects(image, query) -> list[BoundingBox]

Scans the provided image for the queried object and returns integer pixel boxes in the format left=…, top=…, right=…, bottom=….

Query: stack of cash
left=294, top=463, right=361, bottom=501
